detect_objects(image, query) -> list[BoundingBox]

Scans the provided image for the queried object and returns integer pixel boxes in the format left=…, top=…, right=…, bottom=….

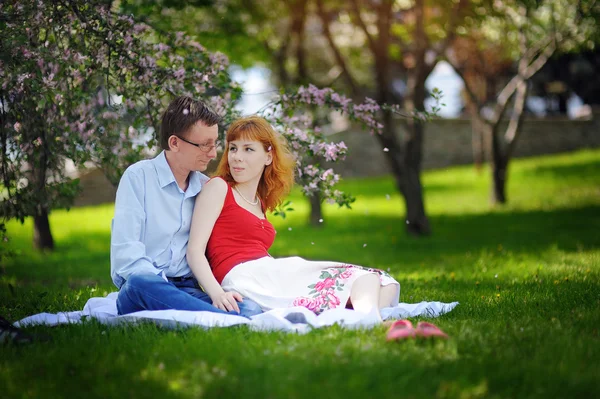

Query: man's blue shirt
left=110, top=151, right=209, bottom=288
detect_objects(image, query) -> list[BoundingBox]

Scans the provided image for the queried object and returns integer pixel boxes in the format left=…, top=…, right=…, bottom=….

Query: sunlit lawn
left=1, top=149, right=599, bottom=398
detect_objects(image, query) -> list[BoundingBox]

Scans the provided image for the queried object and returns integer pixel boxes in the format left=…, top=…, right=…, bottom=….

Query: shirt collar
left=153, top=151, right=176, bottom=188
left=152, top=151, right=209, bottom=196
left=187, top=170, right=209, bottom=197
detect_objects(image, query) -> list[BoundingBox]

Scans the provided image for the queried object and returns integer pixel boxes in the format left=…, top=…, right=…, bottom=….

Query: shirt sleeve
left=110, top=168, right=158, bottom=288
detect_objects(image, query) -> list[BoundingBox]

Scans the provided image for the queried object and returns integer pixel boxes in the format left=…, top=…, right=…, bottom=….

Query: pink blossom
left=154, top=43, right=171, bottom=51
left=303, top=165, right=319, bottom=177
left=323, top=143, right=339, bottom=162
left=13, top=122, right=21, bottom=132
left=174, top=68, right=185, bottom=80
left=76, top=121, right=86, bottom=133
left=320, top=169, right=334, bottom=180
left=133, top=23, right=148, bottom=34
left=188, top=41, right=205, bottom=51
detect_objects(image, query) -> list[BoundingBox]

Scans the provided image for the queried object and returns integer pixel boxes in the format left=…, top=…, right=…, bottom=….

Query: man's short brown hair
left=159, top=96, right=221, bottom=150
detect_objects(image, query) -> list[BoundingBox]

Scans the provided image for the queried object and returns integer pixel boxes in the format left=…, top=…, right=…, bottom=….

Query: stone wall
left=71, top=109, right=599, bottom=206
left=73, top=168, right=117, bottom=207
left=328, top=108, right=600, bottom=178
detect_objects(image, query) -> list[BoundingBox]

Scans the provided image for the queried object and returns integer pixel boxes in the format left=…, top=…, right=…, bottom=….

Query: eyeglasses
left=178, top=136, right=221, bottom=153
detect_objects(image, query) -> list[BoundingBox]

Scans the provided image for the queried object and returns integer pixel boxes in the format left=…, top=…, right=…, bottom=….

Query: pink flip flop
left=386, top=320, right=416, bottom=341
left=415, top=321, right=448, bottom=339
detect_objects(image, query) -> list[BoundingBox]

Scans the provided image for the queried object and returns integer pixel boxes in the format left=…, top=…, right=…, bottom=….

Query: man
left=111, top=96, right=262, bottom=317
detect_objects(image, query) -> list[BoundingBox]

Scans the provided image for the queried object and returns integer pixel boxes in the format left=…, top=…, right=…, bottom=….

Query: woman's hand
left=211, top=291, right=243, bottom=313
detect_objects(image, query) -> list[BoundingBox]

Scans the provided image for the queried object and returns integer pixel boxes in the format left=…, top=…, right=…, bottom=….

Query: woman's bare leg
left=378, top=284, right=398, bottom=308
left=350, top=274, right=381, bottom=318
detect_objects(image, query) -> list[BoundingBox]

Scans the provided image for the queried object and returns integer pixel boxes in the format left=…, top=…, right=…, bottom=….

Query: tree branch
left=504, top=16, right=532, bottom=157
left=349, top=0, right=378, bottom=55
left=315, top=0, right=359, bottom=94
left=504, top=78, right=528, bottom=157
left=264, top=28, right=292, bottom=86
left=414, top=0, right=427, bottom=61
left=290, top=0, right=308, bottom=85
left=522, top=39, right=556, bottom=81
left=432, top=0, right=467, bottom=60
left=521, top=36, right=553, bottom=65
left=490, top=37, right=555, bottom=125
left=445, top=51, right=483, bottom=110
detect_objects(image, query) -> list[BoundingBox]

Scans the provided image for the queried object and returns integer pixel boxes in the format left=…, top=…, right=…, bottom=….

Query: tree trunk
left=402, top=115, right=430, bottom=235
left=29, top=139, right=54, bottom=251
left=370, top=0, right=430, bottom=236
left=472, top=118, right=484, bottom=172
left=488, top=124, right=507, bottom=204
left=374, top=109, right=430, bottom=235
left=401, top=23, right=431, bottom=235
left=308, top=192, right=324, bottom=227
left=491, top=158, right=508, bottom=204
left=288, top=1, right=325, bottom=227
left=469, top=103, right=485, bottom=172
left=490, top=75, right=528, bottom=205
left=305, top=151, right=325, bottom=227
left=33, top=207, right=54, bottom=251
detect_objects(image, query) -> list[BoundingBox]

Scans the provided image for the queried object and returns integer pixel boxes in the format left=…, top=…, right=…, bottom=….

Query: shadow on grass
left=3, top=282, right=598, bottom=399
left=1, top=323, right=195, bottom=399
left=271, top=204, right=600, bottom=272
left=3, top=204, right=599, bottom=288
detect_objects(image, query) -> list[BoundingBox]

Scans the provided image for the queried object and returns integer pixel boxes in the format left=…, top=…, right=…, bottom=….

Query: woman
left=187, top=116, right=400, bottom=318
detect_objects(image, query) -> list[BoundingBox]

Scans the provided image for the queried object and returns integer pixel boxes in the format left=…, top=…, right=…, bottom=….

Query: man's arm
left=110, top=168, right=159, bottom=288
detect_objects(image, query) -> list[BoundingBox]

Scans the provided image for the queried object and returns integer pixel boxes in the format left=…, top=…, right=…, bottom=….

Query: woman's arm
left=187, top=178, right=242, bottom=312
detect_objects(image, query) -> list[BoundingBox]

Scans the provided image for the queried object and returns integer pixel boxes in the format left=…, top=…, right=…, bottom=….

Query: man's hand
left=211, top=291, right=243, bottom=313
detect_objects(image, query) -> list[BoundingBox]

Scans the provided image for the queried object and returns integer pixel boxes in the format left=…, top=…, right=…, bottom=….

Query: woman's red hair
left=214, top=116, right=296, bottom=212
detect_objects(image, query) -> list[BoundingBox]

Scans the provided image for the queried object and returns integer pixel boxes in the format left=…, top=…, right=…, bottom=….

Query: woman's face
left=227, top=138, right=272, bottom=184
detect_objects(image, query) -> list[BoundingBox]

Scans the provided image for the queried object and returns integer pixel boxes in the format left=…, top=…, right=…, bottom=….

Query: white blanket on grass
left=16, top=292, right=458, bottom=333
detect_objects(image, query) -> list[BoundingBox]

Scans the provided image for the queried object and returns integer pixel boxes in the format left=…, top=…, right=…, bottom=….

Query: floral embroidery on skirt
left=221, top=257, right=400, bottom=314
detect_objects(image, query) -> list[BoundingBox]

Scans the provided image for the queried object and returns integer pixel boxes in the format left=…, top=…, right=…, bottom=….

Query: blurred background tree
left=119, top=0, right=472, bottom=235
left=4, top=0, right=597, bottom=250
left=0, top=0, right=245, bottom=250
left=1, top=0, right=388, bottom=251
left=445, top=0, right=599, bottom=203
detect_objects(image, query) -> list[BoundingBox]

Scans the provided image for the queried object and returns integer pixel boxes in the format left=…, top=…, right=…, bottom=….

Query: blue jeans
left=116, top=273, right=263, bottom=318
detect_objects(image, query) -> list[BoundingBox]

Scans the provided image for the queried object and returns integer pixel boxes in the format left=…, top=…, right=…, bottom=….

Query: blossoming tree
left=122, top=0, right=454, bottom=235
left=0, top=0, right=390, bottom=251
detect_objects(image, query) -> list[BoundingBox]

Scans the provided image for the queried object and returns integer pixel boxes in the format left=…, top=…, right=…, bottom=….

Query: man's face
left=176, top=121, right=219, bottom=172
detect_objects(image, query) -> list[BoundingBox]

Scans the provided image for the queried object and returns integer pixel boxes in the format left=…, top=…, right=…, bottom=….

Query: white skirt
left=221, top=256, right=400, bottom=313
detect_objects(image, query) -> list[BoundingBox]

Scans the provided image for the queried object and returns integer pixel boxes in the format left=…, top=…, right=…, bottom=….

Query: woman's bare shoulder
left=199, top=176, right=228, bottom=200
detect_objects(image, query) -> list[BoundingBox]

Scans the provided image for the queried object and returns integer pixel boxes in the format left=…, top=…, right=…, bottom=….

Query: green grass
left=1, top=149, right=599, bottom=399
